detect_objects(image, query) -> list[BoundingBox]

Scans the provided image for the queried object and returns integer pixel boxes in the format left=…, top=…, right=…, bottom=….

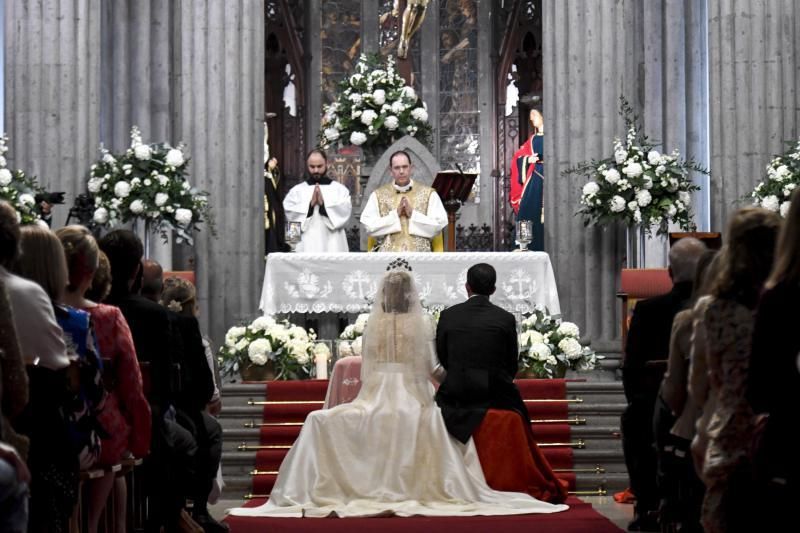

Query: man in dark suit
left=434, top=263, right=527, bottom=443
left=621, top=237, right=706, bottom=531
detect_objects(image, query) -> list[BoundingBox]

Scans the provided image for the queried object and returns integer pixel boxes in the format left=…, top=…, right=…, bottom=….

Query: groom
left=434, top=263, right=528, bottom=443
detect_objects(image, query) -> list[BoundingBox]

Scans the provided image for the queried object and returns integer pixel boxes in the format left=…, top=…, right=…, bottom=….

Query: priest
left=360, top=150, right=447, bottom=252
left=283, top=149, right=352, bottom=253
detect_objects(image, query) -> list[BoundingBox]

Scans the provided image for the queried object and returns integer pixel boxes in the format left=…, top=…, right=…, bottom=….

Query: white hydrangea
left=647, top=150, right=661, bottom=165
left=0, top=169, right=12, bottom=187
left=529, top=342, right=552, bottom=361
left=519, top=330, right=544, bottom=346
left=780, top=201, right=791, bottom=217
left=235, top=338, right=250, bottom=352
left=655, top=165, right=666, bottom=176
left=341, top=324, right=356, bottom=339
left=558, top=338, right=583, bottom=360
left=642, top=177, right=653, bottom=189
left=134, top=144, right=152, bottom=160
left=157, top=174, right=169, bottom=186
left=401, top=86, right=416, bottom=100
left=628, top=201, right=638, bottom=212
left=609, top=195, right=626, bottom=212
left=360, top=109, right=378, bottom=126
left=350, top=131, right=367, bottom=146
left=288, top=325, right=309, bottom=340
left=114, top=181, right=132, bottom=198
left=165, top=148, right=185, bottom=167
left=557, top=321, right=580, bottom=337
left=411, top=107, right=429, bottom=122
left=87, top=177, right=103, bottom=193
left=582, top=181, right=600, bottom=197
left=667, top=204, right=678, bottom=217
left=622, top=162, right=644, bottom=178
left=324, top=128, right=340, bottom=142
left=155, top=192, right=169, bottom=206
left=129, top=199, right=145, bottom=214
left=18, top=194, right=34, bottom=206
left=250, top=316, right=276, bottom=332
left=102, top=153, right=116, bottom=164
left=175, top=208, right=193, bottom=226
left=391, top=101, right=406, bottom=114
left=372, top=89, right=386, bottom=105
left=633, top=209, right=642, bottom=223
left=636, top=189, right=652, bottom=207
left=338, top=340, right=353, bottom=358
left=225, top=326, right=247, bottom=347
left=351, top=336, right=363, bottom=356
left=614, top=149, right=627, bottom=165
left=93, top=207, right=109, bottom=224
left=384, top=116, right=399, bottom=131
left=604, top=168, right=620, bottom=184
left=761, top=195, right=780, bottom=212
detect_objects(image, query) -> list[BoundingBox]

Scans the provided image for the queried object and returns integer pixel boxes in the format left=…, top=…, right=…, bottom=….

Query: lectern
left=432, top=171, right=477, bottom=251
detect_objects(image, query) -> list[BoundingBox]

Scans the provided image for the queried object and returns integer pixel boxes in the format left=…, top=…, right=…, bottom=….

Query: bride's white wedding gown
left=229, top=289, right=568, bottom=518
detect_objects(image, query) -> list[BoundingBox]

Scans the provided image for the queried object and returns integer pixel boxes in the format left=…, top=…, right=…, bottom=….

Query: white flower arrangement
left=319, top=54, right=432, bottom=150
left=518, top=307, right=600, bottom=378
left=87, top=126, right=215, bottom=245
left=750, top=139, right=800, bottom=217
left=337, top=313, right=371, bottom=358
left=0, top=134, right=45, bottom=226
left=568, top=98, right=705, bottom=235
left=218, top=316, right=320, bottom=380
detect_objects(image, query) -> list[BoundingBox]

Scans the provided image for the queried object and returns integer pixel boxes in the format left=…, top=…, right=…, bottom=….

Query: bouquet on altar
left=87, top=126, right=215, bottom=245
left=568, top=97, right=705, bottom=235
left=750, top=139, right=800, bottom=217
left=219, top=316, right=330, bottom=380
left=0, top=134, right=46, bottom=226
left=518, top=306, right=599, bottom=379
left=319, top=53, right=432, bottom=150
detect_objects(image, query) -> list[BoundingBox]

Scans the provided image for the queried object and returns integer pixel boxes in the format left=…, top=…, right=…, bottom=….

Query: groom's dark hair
left=467, top=263, right=496, bottom=296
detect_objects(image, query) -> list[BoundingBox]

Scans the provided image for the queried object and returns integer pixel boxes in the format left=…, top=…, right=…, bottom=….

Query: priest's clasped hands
left=310, top=184, right=325, bottom=207
left=396, top=196, right=414, bottom=218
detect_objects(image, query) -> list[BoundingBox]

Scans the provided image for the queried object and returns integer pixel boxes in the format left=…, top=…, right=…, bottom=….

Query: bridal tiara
left=386, top=257, right=413, bottom=272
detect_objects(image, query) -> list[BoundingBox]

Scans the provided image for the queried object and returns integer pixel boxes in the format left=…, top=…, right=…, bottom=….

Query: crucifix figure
left=397, top=0, right=430, bottom=59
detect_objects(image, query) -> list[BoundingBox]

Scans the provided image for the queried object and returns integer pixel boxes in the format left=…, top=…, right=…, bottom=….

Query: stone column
left=708, top=0, right=800, bottom=230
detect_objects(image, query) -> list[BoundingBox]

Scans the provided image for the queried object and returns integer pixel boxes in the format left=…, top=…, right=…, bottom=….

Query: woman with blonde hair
left=57, top=225, right=151, bottom=533
left=748, top=188, right=800, bottom=527
left=688, top=207, right=781, bottom=533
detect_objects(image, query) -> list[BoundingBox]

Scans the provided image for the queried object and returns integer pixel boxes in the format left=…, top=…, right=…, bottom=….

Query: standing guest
left=57, top=225, right=152, bottom=533
left=361, top=150, right=447, bottom=252
left=283, top=149, right=352, bottom=252
left=689, top=207, right=780, bottom=533
left=264, top=157, right=288, bottom=254
left=748, top=189, right=800, bottom=529
left=621, top=237, right=706, bottom=531
left=140, top=258, right=164, bottom=303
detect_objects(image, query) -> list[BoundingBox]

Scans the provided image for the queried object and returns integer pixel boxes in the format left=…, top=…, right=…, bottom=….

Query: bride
left=228, top=266, right=569, bottom=518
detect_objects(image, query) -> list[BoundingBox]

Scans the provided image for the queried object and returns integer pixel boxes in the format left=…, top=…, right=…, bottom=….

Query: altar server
left=283, top=149, right=352, bottom=252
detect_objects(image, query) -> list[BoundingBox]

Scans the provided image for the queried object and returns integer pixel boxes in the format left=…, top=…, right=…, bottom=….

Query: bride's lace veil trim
left=361, top=258, right=432, bottom=383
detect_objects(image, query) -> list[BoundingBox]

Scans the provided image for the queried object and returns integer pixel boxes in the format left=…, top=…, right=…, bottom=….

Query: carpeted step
left=262, top=403, right=323, bottom=423
left=263, top=380, right=329, bottom=401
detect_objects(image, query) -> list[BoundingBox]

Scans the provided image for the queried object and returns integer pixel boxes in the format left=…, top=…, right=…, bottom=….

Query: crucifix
left=395, top=0, right=430, bottom=85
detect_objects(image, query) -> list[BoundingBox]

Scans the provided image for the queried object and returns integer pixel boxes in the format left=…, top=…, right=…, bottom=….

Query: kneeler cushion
left=473, top=409, right=569, bottom=504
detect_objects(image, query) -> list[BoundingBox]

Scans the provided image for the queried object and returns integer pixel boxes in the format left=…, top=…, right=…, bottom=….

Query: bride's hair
left=381, top=271, right=413, bottom=313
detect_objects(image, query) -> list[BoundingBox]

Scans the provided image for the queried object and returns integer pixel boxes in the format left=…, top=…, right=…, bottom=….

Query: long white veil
left=360, top=268, right=439, bottom=402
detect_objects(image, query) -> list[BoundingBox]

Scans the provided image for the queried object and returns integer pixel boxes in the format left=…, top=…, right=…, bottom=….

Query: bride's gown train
left=229, top=273, right=568, bottom=518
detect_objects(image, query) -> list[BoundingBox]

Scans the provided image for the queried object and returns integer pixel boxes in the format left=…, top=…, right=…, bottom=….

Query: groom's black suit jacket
left=434, top=295, right=528, bottom=443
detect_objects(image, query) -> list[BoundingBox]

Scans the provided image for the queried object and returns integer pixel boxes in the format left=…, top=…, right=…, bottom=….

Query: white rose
left=647, top=150, right=661, bottom=165
left=134, top=144, right=152, bottom=160
left=391, top=101, right=406, bottom=114
left=143, top=178, right=152, bottom=186
left=324, top=128, right=340, bottom=142
left=155, top=192, right=169, bottom=206
left=129, top=199, right=145, bottom=214
left=780, top=201, right=791, bottom=217
left=761, top=195, right=780, bottom=212
left=655, top=165, right=666, bottom=176
left=157, top=174, right=169, bottom=186
left=235, top=338, right=250, bottom=352
left=251, top=316, right=276, bottom=332
left=360, top=109, right=378, bottom=126
left=582, top=181, right=600, bottom=197
left=175, top=208, right=193, bottom=226
left=519, top=330, right=544, bottom=346
left=558, top=338, right=583, bottom=360
left=289, top=325, right=309, bottom=340
left=628, top=201, right=639, bottom=212
left=557, top=321, right=580, bottom=337
left=636, top=189, right=652, bottom=207
left=384, top=116, right=400, bottom=131
left=622, top=162, right=643, bottom=178
left=248, top=338, right=273, bottom=359
left=411, top=107, right=429, bottom=122
left=350, top=131, right=367, bottom=146
left=249, top=352, right=268, bottom=365
left=614, top=149, right=627, bottom=165
left=604, top=169, right=620, bottom=184
left=372, top=89, right=386, bottom=105
left=93, top=207, right=109, bottom=224
left=87, top=177, right=103, bottom=193
left=667, top=204, right=678, bottom=217
left=678, top=191, right=691, bottom=205
left=401, top=86, right=417, bottom=100
left=609, top=195, right=626, bottom=213
left=114, top=181, right=131, bottom=198
left=529, top=343, right=551, bottom=361
left=165, top=148, right=185, bottom=167
left=0, top=169, right=12, bottom=186
left=18, top=193, right=34, bottom=206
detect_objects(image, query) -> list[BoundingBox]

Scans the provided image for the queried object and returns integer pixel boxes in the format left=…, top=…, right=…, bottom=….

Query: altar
left=259, top=252, right=561, bottom=316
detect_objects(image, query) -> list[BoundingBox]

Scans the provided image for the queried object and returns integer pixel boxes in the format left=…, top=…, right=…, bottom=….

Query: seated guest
left=140, top=258, right=164, bottom=303
left=58, top=226, right=151, bottom=533
left=160, top=277, right=225, bottom=531
left=688, top=207, right=780, bottom=533
left=654, top=249, right=718, bottom=532
left=435, top=263, right=567, bottom=503
left=621, top=237, right=706, bottom=531
left=84, top=251, right=112, bottom=303
left=748, top=190, right=800, bottom=528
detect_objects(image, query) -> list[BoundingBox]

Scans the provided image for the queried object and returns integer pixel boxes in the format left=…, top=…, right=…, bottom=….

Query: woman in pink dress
left=57, top=226, right=151, bottom=533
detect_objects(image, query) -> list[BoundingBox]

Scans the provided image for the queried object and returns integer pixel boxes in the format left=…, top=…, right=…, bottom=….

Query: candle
left=315, top=355, right=328, bottom=380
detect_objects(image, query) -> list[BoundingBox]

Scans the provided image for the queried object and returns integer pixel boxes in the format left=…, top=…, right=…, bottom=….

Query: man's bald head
left=668, top=237, right=707, bottom=283
left=141, top=259, right=164, bottom=301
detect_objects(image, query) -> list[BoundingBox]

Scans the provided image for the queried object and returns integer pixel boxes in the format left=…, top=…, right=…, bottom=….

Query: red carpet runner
left=228, top=379, right=621, bottom=532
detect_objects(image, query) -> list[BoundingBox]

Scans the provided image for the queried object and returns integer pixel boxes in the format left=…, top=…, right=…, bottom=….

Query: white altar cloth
left=260, top=252, right=560, bottom=316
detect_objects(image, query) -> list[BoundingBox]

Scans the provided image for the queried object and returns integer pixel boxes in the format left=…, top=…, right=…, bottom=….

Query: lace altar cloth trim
left=260, top=252, right=561, bottom=315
